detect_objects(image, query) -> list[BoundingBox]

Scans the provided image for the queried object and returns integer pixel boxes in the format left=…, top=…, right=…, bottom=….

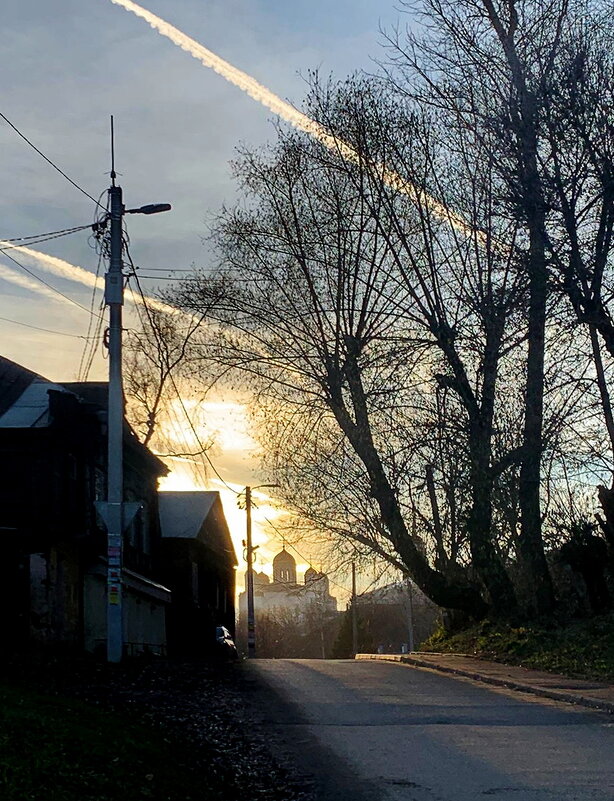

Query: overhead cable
left=0, top=111, right=106, bottom=210
left=0, top=315, right=99, bottom=339
left=1, top=249, right=106, bottom=321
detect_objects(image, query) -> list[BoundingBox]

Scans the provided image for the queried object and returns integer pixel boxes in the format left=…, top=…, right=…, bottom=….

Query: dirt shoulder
left=0, top=655, right=313, bottom=801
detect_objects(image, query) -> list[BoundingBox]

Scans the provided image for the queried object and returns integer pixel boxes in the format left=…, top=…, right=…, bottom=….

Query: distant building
left=239, top=547, right=337, bottom=620
left=158, top=490, right=237, bottom=657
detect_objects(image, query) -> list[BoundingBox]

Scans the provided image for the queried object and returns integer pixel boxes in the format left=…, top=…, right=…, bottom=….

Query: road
left=248, top=659, right=614, bottom=801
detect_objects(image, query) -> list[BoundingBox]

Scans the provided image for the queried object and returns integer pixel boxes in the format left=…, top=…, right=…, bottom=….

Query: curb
left=355, top=653, right=614, bottom=714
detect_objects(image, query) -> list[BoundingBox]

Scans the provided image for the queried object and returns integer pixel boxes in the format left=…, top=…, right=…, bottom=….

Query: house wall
left=29, top=545, right=81, bottom=647
left=160, top=540, right=236, bottom=656
left=0, top=543, right=30, bottom=649
left=83, top=571, right=168, bottom=657
left=123, top=589, right=167, bottom=657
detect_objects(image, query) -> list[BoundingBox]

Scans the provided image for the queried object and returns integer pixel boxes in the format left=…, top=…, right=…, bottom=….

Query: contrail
left=0, top=240, right=177, bottom=316
left=0, top=262, right=82, bottom=309
left=107, top=0, right=472, bottom=236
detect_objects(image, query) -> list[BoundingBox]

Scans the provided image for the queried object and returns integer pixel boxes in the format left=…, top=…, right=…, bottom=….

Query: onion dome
left=272, top=548, right=297, bottom=584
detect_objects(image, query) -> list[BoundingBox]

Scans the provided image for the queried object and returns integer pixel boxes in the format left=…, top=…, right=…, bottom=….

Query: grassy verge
left=0, top=679, right=212, bottom=801
left=421, top=612, right=614, bottom=682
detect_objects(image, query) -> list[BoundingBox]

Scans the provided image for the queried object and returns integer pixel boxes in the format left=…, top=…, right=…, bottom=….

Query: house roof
left=158, top=490, right=237, bottom=565
left=0, top=355, right=71, bottom=427
left=61, top=382, right=167, bottom=476
left=0, top=356, right=39, bottom=416
left=0, top=356, right=166, bottom=476
left=61, top=382, right=107, bottom=407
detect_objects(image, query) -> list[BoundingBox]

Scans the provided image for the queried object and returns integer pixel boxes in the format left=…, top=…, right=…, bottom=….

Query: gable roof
left=0, top=355, right=71, bottom=427
left=0, top=356, right=39, bottom=416
left=158, top=490, right=237, bottom=565
left=0, top=357, right=166, bottom=477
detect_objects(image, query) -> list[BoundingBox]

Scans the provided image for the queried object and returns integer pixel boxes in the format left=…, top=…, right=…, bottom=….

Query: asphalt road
left=248, top=659, right=614, bottom=801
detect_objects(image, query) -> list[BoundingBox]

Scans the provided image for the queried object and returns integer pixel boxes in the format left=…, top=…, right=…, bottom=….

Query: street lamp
left=243, top=483, right=279, bottom=658
left=100, top=180, right=170, bottom=663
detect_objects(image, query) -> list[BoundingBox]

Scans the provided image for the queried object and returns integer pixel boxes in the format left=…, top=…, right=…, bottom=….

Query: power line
left=0, top=111, right=105, bottom=209
left=79, top=188, right=112, bottom=381
left=129, top=268, right=241, bottom=495
left=0, top=248, right=106, bottom=320
left=126, top=272, right=218, bottom=485
left=137, top=274, right=200, bottom=281
left=0, top=314, right=99, bottom=339
left=132, top=267, right=195, bottom=273
left=78, top=247, right=106, bottom=381
left=0, top=227, right=93, bottom=256
left=1, top=224, right=91, bottom=245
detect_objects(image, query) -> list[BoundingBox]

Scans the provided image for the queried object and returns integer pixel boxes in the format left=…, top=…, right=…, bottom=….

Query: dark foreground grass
left=0, top=679, right=211, bottom=801
left=422, top=612, right=614, bottom=682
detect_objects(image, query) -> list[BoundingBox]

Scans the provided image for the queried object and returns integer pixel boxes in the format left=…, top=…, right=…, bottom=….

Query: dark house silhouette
left=158, top=491, right=237, bottom=656
left=0, top=355, right=170, bottom=655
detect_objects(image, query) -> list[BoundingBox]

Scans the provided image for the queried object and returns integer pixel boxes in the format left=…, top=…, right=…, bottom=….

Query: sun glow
left=156, top=394, right=284, bottom=581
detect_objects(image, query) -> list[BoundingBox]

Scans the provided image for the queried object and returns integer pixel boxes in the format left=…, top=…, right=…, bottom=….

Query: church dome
left=304, top=567, right=320, bottom=584
left=273, top=548, right=297, bottom=584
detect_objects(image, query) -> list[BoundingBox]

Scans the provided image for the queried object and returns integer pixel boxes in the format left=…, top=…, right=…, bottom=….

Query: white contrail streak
left=0, top=262, right=81, bottom=309
left=0, top=240, right=177, bottom=315
left=107, top=0, right=472, bottom=236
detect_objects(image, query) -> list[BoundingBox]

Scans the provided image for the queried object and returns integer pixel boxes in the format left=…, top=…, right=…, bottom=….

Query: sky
left=0, top=0, right=403, bottom=597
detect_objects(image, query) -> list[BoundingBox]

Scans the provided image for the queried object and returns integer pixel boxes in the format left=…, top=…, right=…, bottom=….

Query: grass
left=0, top=680, right=211, bottom=801
left=421, top=612, right=614, bottom=682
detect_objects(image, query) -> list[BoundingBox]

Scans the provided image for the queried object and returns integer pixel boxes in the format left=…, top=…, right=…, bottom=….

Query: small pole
left=245, top=486, right=256, bottom=658
left=351, top=561, right=358, bottom=657
left=405, top=579, right=415, bottom=653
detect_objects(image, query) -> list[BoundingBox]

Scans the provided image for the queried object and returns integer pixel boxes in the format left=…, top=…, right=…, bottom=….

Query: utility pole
left=243, top=482, right=279, bottom=659
left=405, top=579, right=415, bottom=653
left=351, top=561, right=358, bottom=657
left=245, top=485, right=256, bottom=659
left=104, top=172, right=125, bottom=664
left=99, top=118, right=171, bottom=663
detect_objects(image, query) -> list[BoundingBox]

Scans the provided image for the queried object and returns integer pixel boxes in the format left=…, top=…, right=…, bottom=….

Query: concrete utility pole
left=99, top=123, right=171, bottom=663
left=244, top=483, right=279, bottom=659
left=245, top=485, right=256, bottom=659
left=104, top=178, right=125, bottom=664
left=351, top=561, right=358, bottom=657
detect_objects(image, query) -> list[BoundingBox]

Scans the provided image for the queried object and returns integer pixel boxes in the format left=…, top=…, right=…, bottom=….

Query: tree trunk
left=331, top=354, right=489, bottom=619
left=467, top=423, right=518, bottom=616
left=517, top=225, right=555, bottom=616
left=479, top=0, right=556, bottom=616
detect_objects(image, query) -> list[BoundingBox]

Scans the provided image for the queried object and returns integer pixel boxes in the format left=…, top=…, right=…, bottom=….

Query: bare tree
left=381, top=0, right=614, bottom=613
left=124, top=305, right=205, bottom=448
left=172, top=73, right=546, bottom=617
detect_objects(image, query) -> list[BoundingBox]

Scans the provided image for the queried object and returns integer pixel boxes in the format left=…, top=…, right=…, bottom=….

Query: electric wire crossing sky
left=0, top=0, right=476, bottom=310
left=0, top=239, right=175, bottom=314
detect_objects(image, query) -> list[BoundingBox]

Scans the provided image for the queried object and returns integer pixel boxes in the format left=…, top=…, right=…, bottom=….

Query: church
left=239, top=547, right=337, bottom=619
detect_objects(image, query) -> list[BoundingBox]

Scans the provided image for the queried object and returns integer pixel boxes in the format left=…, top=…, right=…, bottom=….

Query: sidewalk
left=355, top=652, right=614, bottom=713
